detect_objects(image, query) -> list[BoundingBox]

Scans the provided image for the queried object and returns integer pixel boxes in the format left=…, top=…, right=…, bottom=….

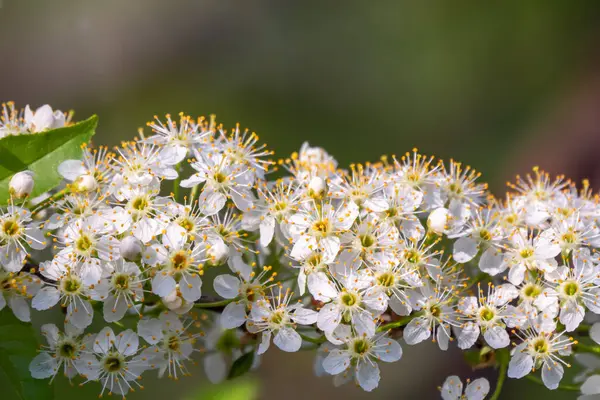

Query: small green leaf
left=0, top=115, right=98, bottom=203
left=0, top=309, right=53, bottom=400
left=227, top=351, right=254, bottom=380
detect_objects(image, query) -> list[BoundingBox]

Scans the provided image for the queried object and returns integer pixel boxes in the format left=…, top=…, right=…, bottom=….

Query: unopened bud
left=207, top=240, right=229, bottom=264
left=120, top=236, right=143, bottom=261
left=427, top=207, right=449, bottom=235
left=308, top=176, right=327, bottom=198
left=9, top=171, right=34, bottom=199
left=75, top=174, right=98, bottom=192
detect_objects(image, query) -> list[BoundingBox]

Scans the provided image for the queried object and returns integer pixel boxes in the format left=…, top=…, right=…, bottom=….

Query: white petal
left=103, top=295, right=128, bottom=323
left=559, top=303, right=585, bottom=332
left=590, top=323, right=600, bottom=345
left=541, top=361, right=564, bottom=390
left=356, top=362, right=380, bottom=392
left=115, top=329, right=139, bottom=356
left=137, top=318, right=163, bottom=344
left=457, top=322, right=480, bottom=349
left=317, top=303, right=342, bottom=333
left=152, top=273, right=177, bottom=297
left=307, top=271, right=337, bottom=302
left=465, top=378, right=490, bottom=400
left=259, top=216, right=276, bottom=248
left=483, top=325, right=510, bottom=349
left=453, top=237, right=479, bottom=263
left=291, top=306, right=318, bottom=325
left=220, top=302, right=247, bottom=329
left=403, top=317, right=431, bottom=345
left=581, top=375, right=600, bottom=395
left=508, top=352, right=533, bottom=379
left=94, top=327, right=116, bottom=354
left=180, top=273, right=202, bottom=302
left=58, top=160, right=87, bottom=181
left=441, top=375, right=463, bottom=400
left=273, top=327, right=302, bottom=352
left=213, top=274, right=240, bottom=299
left=32, top=287, right=60, bottom=311
left=203, top=353, right=227, bottom=384
left=373, top=338, right=402, bottom=362
left=29, top=353, right=58, bottom=379
left=8, top=296, right=30, bottom=322
left=322, top=349, right=350, bottom=375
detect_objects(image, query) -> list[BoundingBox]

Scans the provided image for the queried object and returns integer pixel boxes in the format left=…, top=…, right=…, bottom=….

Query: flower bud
left=162, top=290, right=194, bottom=315
left=120, top=236, right=143, bottom=261
left=427, top=207, right=449, bottom=235
left=308, top=176, right=327, bottom=198
left=74, top=174, right=98, bottom=192
left=207, top=239, right=229, bottom=265
left=9, top=171, right=34, bottom=199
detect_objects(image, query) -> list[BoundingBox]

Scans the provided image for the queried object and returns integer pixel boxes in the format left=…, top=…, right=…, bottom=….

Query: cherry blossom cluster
left=2, top=103, right=600, bottom=399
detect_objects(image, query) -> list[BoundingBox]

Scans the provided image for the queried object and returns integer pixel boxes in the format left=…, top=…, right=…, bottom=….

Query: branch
left=489, top=349, right=509, bottom=400
left=525, top=375, right=580, bottom=392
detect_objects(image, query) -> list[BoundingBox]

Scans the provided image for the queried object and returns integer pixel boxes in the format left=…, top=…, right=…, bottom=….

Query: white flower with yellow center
left=32, top=261, right=94, bottom=329
left=507, top=328, right=574, bottom=390
left=138, top=312, right=201, bottom=379
left=456, top=283, right=519, bottom=350
left=247, top=288, right=317, bottom=354
left=0, top=206, right=47, bottom=272
left=77, top=327, right=148, bottom=397
left=322, top=331, right=402, bottom=392
left=29, top=323, right=86, bottom=381
left=287, top=200, right=359, bottom=263
left=440, top=375, right=490, bottom=400
left=181, top=151, right=255, bottom=214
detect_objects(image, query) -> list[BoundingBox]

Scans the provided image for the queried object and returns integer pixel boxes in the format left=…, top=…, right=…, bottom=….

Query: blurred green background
left=3, top=1, right=600, bottom=398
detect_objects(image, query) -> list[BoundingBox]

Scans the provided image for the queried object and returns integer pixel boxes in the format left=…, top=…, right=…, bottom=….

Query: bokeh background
left=3, top=1, right=600, bottom=399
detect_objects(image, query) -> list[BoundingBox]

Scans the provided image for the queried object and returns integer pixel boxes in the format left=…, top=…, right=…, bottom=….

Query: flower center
left=532, top=338, right=549, bottom=354
left=360, top=234, right=375, bottom=248
left=429, top=305, right=442, bottom=318
left=561, top=232, right=577, bottom=244
left=62, top=277, right=82, bottom=294
left=519, top=248, right=534, bottom=259
left=167, top=335, right=181, bottom=352
left=76, top=234, right=93, bottom=253
left=171, top=251, right=190, bottom=271
left=385, top=207, right=398, bottom=218
left=404, top=249, right=421, bottom=264
left=312, top=220, right=330, bottom=235
left=479, top=307, right=495, bottom=322
left=113, top=274, right=130, bottom=291
left=59, top=341, right=77, bottom=358
left=179, top=218, right=195, bottom=232
left=214, top=172, right=227, bottom=184
left=131, top=196, right=149, bottom=211
left=352, top=338, right=371, bottom=356
left=340, top=291, right=359, bottom=307
left=523, top=284, right=542, bottom=299
left=377, top=272, right=395, bottom=288
left=563, top=281, right=579, bottom=297
left=479, top=229, right=492, bottom=242
left=2, top=220, right=20, bottom=237
left=103, top=355, right=124, bottom=373
left=269, top=310, right=285, bottom=326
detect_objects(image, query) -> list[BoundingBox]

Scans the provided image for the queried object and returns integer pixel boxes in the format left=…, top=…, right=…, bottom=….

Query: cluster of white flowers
left=3, top=102, right=600, bottom=398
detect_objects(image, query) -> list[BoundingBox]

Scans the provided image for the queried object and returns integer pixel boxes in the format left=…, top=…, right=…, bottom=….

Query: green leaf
left=184, top=378, right=258, bottom=400
left=0, top=309, right=53, bottom=400
left=0, top=115, right=98, bottom=202
left=227, top=351, right=254, bottom=380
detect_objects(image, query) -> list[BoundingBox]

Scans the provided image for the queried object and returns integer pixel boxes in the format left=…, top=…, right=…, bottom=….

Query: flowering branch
left=2, top=102, right=600, bottom=399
